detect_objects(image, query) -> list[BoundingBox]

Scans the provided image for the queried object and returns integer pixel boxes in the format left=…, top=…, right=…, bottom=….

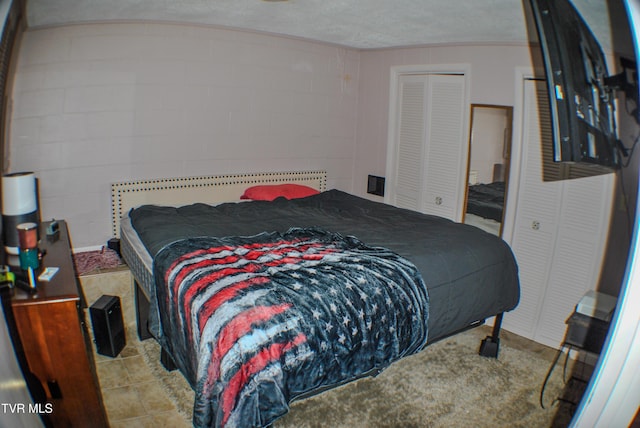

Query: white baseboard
left=72, top=245, right=105, bottom=254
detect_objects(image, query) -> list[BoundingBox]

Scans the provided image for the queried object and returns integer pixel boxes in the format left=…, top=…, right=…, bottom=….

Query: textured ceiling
left=25, top=0, right=614, bottom=50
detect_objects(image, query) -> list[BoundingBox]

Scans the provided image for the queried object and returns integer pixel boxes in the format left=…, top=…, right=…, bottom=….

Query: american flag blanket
left=152, top=227, right=429, bottom=428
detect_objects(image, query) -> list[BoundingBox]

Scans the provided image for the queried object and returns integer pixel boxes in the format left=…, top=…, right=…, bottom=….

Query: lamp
left=2, top=172, right=39, bottom=254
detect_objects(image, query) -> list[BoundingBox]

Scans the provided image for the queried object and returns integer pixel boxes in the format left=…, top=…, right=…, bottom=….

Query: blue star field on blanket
left=152, top=227, right=429, bottom=427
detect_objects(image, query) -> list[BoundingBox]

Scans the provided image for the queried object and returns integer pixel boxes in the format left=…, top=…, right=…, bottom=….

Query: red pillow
left=240, top=184, right=320, bottom=201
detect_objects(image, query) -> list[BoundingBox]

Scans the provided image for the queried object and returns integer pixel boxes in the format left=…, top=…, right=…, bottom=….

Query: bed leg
left=134, top=281, right=152, bottom=341
left=479, top=313, right=503, bottom=358
left=161, top=348, right=177, bottom=371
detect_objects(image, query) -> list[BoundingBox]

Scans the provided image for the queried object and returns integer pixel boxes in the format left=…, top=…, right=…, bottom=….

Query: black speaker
left=90, top=295, right=126, bottom=357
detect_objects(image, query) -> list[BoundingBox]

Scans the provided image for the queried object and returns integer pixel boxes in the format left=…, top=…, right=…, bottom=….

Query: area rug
left=73, top=247, right=123, bottom=275
left=137, top=325, right=575, bottom=427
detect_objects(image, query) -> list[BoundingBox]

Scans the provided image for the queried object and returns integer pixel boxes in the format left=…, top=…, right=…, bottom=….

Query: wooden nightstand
left=8, top=220, right=108, bottom=427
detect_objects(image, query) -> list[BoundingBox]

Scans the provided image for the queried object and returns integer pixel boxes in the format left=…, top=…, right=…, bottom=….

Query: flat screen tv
left=529, top=0, right=621, bottom=169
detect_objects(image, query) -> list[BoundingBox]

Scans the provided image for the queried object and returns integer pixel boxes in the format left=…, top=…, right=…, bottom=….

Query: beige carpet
left=137, top=325, right=576, bottom=427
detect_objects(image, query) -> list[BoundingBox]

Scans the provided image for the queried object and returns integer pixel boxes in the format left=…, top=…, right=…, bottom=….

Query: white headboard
left=111, top=170, right=327, bottom=238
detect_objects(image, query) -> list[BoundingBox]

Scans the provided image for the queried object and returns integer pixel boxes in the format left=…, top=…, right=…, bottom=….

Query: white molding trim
left=501, top=66, right=541, bottom=244
left=72, top=245, right=105, bottom=254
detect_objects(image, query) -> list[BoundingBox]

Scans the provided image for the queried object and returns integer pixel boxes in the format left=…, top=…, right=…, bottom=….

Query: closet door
left=422, top=75, right=468, bottom=219
left=392, top=75, right=428, bottom=211
left=503, top=79, right=615, bottom=347
left=503, top=79, right=563, bottom=341
left=388, top=74, right=467, bottom=221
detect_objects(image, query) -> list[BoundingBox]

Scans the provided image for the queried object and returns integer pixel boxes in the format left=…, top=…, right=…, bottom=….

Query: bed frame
left=112, top=169, right=503, bottom=373
left=111, top=170, right=327, bottom=238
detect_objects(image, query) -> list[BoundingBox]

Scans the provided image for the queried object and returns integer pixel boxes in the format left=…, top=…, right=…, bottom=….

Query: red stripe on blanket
left=180, top=264, right=261, bottom=315
left=170, top=254, right=241, bottom=292
left=178, top=261, right=284, bottom=337
left=166, top=239, right=330, bottom=289
left=197, top=276, right=271, bottom=333
left=168, top=241, right=340, bottom=337
left=262, top=248, right=339, bottom=266
left=165, top=239, right=305, bottom=281
left=207, top=304, right=292, bottom=384
left=220, top=332, right=307, bottom=427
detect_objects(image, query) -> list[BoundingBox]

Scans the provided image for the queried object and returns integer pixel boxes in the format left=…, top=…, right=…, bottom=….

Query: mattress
left=122, top=189, right=519, bottom=343
left=121, top=215, right=154, bottom=293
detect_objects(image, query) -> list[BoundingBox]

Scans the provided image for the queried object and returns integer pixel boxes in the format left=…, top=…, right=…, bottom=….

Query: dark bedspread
left=153, top=228, right=429, bottom=427
left=130, top=189, right=519, bottom=344
left=466, top=182, right=505, bottom=222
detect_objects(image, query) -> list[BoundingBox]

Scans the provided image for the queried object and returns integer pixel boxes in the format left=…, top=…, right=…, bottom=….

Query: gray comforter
left=129, top=189, right=519, bottom=343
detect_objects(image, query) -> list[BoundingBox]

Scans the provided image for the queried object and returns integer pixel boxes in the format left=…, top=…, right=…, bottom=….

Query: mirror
left=463, top=104, right=513, bottom=236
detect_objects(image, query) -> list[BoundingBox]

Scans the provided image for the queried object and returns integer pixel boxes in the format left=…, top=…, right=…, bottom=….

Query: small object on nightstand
left=38, top=267, right=59, bottom=282
left=46, top=219, right=60, bottom=242
left=46, top=220, right=59, bottom=236
left=0, top=266, right=15, bottom=290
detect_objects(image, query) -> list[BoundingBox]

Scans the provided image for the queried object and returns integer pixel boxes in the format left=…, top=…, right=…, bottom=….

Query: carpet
left=73, top=247, right=123, bottom=275
left=137, top=325, right=576, bottom=427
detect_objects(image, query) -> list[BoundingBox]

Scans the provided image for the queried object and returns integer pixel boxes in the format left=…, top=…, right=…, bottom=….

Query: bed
left=465, top=181, right=506, bottom=222
left=113, top=171, right=520, bottom=428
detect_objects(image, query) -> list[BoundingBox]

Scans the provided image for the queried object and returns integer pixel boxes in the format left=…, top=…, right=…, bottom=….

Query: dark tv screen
left=529, top=0, right=620, bottom=169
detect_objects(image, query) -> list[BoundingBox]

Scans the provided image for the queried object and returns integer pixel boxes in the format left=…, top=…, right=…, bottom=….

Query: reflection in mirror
left=463, top=104, right=513, bottom=236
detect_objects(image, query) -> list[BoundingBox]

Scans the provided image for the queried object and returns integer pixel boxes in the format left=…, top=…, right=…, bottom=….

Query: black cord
left=619, top=129, right=640, bottom=168
left=615, top=128, right=640, bottom=238
left=540, top=346, right=565, bottom=409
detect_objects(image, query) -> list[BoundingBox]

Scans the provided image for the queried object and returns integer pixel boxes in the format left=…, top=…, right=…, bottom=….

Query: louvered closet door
left=535, top=173, right=614, bottom=347
left=393, top=75, right=428, bottom=210
left=390, top=74, right=467, bottom=221
left=503, top=80, right=563, bottom=341
left=503, top=79, right=614, bottom=347
left=421, top=75, right=467, bottom=219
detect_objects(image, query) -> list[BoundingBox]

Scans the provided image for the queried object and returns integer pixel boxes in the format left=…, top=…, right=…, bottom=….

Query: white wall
left=6, top=23, right=562, bottom=252
left=468, top=107, right=509, bottom=184
left=8, top=23, right=360, bottom=248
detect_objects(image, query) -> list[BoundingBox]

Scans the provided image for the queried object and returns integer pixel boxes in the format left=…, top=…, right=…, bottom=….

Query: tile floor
left=80, top=268, right=191, bottom=428
left=79, top=268, right=600, bottom=428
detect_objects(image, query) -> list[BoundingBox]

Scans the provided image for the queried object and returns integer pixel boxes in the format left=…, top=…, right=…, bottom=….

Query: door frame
left=385, top=63, right=471, bottom=221
left=501, top=67, right=541, bottom=245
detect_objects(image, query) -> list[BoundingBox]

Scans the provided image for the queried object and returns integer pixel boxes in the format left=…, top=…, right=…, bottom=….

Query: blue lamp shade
left=2, top=172, right=39, bottom=254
